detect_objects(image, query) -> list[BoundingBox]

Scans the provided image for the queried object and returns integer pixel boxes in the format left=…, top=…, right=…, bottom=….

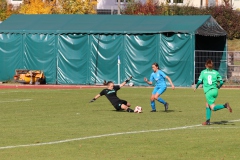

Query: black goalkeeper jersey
left=99, top=85, right=121, bottom=105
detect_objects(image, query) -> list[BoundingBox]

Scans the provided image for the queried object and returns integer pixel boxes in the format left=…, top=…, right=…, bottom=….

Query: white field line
left=1, top=119, right=240, bottom=150
left=0, top=99, right=32, bottom=103
left=190, top=126, right=240, bottom=129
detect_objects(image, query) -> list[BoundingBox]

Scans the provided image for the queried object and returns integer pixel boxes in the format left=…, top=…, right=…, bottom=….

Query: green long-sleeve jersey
left=196, top=68, right=223, bottom=93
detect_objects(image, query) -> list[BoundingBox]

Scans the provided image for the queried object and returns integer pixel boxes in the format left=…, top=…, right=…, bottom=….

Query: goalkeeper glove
left=89, top=98, right=96, bottom=103
left=125, top=76, right=132, bottom=83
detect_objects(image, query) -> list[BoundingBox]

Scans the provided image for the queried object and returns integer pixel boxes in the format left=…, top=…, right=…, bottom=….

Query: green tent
left=0, top=14, right=227, bottom=86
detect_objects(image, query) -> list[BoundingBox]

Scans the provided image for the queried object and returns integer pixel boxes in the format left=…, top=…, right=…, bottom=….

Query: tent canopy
left=0, top=14, right=226, bottom=36
left=0, top=15, right=227, bottom=86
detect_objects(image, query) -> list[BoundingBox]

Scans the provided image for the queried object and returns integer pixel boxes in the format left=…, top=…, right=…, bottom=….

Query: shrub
left=122, top=1, right=240, bottom=39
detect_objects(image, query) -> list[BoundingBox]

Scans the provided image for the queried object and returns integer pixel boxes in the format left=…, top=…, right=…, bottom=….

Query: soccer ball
left=134, top=106, right=142, bottom=113
left=129, top=82, right=134, bottom=86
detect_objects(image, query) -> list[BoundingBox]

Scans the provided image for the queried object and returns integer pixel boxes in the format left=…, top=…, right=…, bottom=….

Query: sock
left=213, top=104, right=225, bottom=111
left=157, top=97, right=166, bottom=104
left=127, top=108, right=134, bottom=112
left=206, top=107, right=211, bottom=121
left=151, top=101, right=156, bottom=111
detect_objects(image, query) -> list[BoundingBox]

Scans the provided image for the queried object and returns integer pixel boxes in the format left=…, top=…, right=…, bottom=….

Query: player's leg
left=203, top=89, right=231, bottom=125
left=202, top=102, right=212, bottom=125
left=121, top=104, right=134, bottom=112
left=150, top=87, right=158, bottom=112
left=211, top=103, right=232, bottom=112
left=154, top=87, right=168, bottom=111
left=120, top=100, right=134, bottom=112
left=202, top=90, right=216, bottom=125
left=126, top=102, right=131, bottom=107
left=208, top=89, right=231, bottom=112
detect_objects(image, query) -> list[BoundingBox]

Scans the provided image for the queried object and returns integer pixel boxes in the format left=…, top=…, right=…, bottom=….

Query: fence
left=195, top=50, right=240, bottom=86
left=226, top=51, right=240, bottom=86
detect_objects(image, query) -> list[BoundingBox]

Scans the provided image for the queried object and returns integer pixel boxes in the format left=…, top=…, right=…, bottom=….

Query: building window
left=116, top=0, right=128, bottom=3
left=173, top=0, right=183, bottom=3
left=167, top=0, right=183, bottom=3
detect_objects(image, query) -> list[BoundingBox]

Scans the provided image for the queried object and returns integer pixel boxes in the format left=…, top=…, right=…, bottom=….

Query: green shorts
left=205, top=89, right=218, bottom=105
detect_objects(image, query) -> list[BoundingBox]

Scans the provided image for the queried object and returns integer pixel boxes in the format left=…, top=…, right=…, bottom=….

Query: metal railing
left=226, top=51, right=240, bottom=86
left=194, top=50, right=240, bottom=86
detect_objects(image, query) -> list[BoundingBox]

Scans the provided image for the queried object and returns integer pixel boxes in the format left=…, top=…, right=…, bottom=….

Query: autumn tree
left=0, top=0, right=20, bottom=21
left=0, top=0, right=8, bottom=21
left=55, top=0, right=97, bottom=14
left=123, top=0, right=160, bottom=15
left=19, top=0, right=55, bottom=14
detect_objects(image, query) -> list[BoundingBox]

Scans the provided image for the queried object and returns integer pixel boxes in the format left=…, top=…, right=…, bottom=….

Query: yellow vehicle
left=14, top=70, right=46, bottom=84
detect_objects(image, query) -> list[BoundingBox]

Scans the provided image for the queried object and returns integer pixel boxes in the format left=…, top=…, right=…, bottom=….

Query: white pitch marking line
left=0, top=99, right=32, bottom=103
left=0, top=119, right=240, bottom=150
left=190, top=126, right=240, bottom=129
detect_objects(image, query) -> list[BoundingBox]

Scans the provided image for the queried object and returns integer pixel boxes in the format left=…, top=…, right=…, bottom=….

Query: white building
left=97, top=0, right=240, bottom=12
left=6, top=0, right=240, bottom=12
left=7, top=0, right=23, bottom=7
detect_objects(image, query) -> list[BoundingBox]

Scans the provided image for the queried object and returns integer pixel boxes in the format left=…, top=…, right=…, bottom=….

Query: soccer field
left=0, top=88, right=239, bottom=160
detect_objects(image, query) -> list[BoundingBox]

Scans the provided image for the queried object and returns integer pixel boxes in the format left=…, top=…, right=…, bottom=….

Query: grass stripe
left=1, top=119, right=239, bottom=150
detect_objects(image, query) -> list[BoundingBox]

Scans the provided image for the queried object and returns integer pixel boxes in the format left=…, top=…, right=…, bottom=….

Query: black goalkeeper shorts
left=113, top=100, right=127, bottom=110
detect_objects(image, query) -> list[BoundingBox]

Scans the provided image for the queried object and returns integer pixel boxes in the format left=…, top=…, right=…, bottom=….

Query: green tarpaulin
left=0, top=14, right=227, bottom=86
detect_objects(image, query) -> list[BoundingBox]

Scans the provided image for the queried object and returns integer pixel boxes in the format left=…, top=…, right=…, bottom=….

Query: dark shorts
left=113, top=100, right=127, bottom=110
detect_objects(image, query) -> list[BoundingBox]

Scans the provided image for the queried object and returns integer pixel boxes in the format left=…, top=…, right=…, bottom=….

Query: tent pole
left=194, top=50, right=196, bottom=85
left=118, top=55, right=120, bottom=84
left=94, top=35, right=101, bottom=84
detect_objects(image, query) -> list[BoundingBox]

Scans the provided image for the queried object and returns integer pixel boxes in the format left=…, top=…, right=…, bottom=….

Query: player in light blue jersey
left=144, top=63, right=175, bottom=112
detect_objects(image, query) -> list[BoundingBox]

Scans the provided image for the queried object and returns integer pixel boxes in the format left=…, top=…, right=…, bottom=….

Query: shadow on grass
left=159, top=110, right=175, bottom=113
left=93, top=110, right=176, bottom=113
left=211, top=120, right=235, bottom=125
left=92, top=109, right=125, bottom=112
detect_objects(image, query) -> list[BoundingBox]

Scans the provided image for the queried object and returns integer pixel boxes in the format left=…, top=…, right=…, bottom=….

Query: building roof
left=0, top=14, right=226, bottom=36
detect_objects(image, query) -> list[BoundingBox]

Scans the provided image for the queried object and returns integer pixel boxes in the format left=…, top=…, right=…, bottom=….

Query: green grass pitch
left=0, top=87, right=239, bottom=160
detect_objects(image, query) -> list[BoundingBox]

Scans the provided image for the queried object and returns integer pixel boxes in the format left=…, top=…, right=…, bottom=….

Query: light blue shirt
left=150, top=70, right=167, bottom=87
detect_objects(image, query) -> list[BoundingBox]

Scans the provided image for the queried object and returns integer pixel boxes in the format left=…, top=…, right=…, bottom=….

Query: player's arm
left=120, top=81, right=127, bottom=88
left=217, top=80, right=224, bottom=89
left=89, top=94, right=101, bottom=103
left=217, top=79, right=224, bottom=89
left=217, top=73, right=224, bottom=89
left=194, top=80, right=202, bottom=92
left=144, top=77, right=152, bottom=85
left=120, top=76, right=132, bottom=87
left=165, top=76, right=175, bottom=90
left=194, top=72, right=203, bottom=92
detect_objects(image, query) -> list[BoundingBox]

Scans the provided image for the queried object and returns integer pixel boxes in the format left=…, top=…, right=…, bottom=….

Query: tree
left=0, top=0, right=20, bottom=21
left=19, top=0, right=55, bottom=14
left=206, top=5, right=240, bottom=39
left=55, top=0, right=97, bottom=14
left=0, top=0, right=8, bottom=21
left=122, top=1, right=240, bottom=39
left=123, top=0, right=160, bottom=15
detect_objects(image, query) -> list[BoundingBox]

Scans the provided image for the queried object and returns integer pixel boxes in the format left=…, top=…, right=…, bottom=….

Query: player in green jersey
left=194, top=59, right=232, bottom=125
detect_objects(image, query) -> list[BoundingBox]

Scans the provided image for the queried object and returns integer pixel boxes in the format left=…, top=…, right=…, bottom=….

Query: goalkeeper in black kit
left=89, top=77, right=134, bottom=112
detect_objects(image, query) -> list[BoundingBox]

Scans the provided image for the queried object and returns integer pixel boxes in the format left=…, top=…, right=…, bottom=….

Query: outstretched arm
left=120, top=76, right=132, bottom=87
left=120, top=81, right=127, bottom=88
left=89, top=94, right=101, bottom=103
left=166, top=76, right=175, bottom=90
